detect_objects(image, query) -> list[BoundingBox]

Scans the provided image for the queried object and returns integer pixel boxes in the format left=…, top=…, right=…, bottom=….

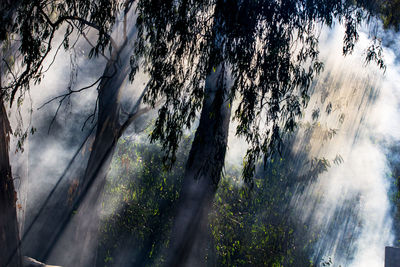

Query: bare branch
left=82, top=94, right=99, bottom=131
left=38, top=74, right=113, bottom=110
left=2, top=58, right=17, bottom=84
left=38, top=74, right=113, bottom=134
left=82, top=32, right=110, bottom=61
left=118, top=82, right=164, bottom=137
left=119, top=106, right=151, bottom=137
left=42, top=25, right=75, bottom=74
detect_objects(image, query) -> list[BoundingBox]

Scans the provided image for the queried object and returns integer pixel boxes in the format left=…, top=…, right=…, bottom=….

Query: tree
left=0, top=92, right=22, bottom=267
left=0, top=0, right=388, bottom=265
left=0, top=1, right=24, bottom=266
left=130, top=0, right=379, bottom=265
left=0, top=1, right=150, bottom=266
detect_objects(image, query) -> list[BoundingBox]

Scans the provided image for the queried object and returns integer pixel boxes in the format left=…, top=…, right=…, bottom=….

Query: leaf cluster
left=0, top=0, right=125, bottom=105
left=130, top=0, right=374, bottom=182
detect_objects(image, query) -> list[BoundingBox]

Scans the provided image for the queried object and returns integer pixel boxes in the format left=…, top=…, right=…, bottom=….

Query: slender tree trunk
left=70, top=25, right=142, bottom=267
left=165, top=63, right=232, bottom=267
left=12, top=133, right=29, bottom=242
left=0, top=98, right=22, bottom=267
left=32, top=48, right=130, bottom=265
left=73, top=55, right=129, bottom=267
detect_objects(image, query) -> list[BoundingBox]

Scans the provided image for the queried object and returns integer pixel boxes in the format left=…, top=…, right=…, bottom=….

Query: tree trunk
left=12, top=131, right=29, bottom=243
left=0, top=2, right=26, bottom=266
left=73, top=50, right=130, bottom=267
left=58, top=25, right=140, bottom=267
left=0, top=99, right=22, bottom=267
left=29, top=49, right=129, bottom=265
left=165, top=63, right=232, bottom=267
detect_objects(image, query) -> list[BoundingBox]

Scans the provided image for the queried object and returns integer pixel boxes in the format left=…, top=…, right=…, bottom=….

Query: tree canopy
left=0, top=0, right=388, bottom=180
left=0, top=1, right=398, bottom=266
left=0, top=0, right=128, bottom=105
left=130, top=0, right=380, bottom=183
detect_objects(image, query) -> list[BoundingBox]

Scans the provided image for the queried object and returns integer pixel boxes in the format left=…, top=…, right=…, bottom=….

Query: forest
left=1, top=1, right=400, bottom=266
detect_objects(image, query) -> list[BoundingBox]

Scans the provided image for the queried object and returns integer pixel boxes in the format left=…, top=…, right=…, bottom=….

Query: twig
left=118, top=83, right=164, bottom=137
left=81, top=95, right=99, bottom=131
left=41, top=37, right=66, bottom=74
left=2, top=58, right=17, bottom=84
left=38, top=75, right=111, bottom=110
left=82, top=32, right=110, bottom=61
left=37, top=74, right=113, bottom=134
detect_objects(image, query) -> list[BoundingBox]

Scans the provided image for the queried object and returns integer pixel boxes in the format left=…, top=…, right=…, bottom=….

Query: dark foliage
left=97, top=135, right=190, bottom=266
left=130, top=0, right=379, bottom=183
left=0, top=0, right=128, bottom=105
left=98, top=129, right=338, bottom=266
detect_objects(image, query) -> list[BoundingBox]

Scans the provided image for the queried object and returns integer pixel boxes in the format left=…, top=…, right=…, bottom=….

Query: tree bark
left=73, top=43, right=132, bottom=267
left=53, top=23, right=143, bottom=266
left=0, top=1, right=26, bottom=266
left=0, top=99, right=22, bottom=267
left=165, top=63, right=232, bottom=267
left=1, top=1, right=23, bottom=259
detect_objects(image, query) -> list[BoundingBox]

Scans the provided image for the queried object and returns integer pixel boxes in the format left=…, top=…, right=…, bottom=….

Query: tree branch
left=57, top=16, right=118, bottom=50
left=118, top=82, right=158, bottom=137
left=38, top=6, right=118, bottom=50
left=37, top=75, right=111, bottom=110
left=2, top=58, right=17, bottom=84
left=82, top=32, right=110, bottom=61
left=82, top=94, right=99, bottom=131
left=37, top=73, right=114, bottom=134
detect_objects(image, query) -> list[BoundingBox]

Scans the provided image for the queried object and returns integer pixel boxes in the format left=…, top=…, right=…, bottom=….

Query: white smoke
left=289, top=24, right=400, bottom=267
left=7, top=7, right=400, bottom=267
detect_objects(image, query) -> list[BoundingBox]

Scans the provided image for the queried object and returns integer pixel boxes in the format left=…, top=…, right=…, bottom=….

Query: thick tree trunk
left=0, top=2, right=25, bottom=266
left=165, top=64, right=232, bottom=267
left=0, top=99, right=22, bottom=267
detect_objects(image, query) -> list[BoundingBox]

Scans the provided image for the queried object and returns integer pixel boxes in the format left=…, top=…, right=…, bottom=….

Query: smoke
left=7, top=28, right=107, bottom=264
left=218, top=20, right=400, bottom=267
left=287, top=24, right=400, bottom=266
left=6, top=15, right=140, bottom=263
left=6, top=6, right=400, bottom=267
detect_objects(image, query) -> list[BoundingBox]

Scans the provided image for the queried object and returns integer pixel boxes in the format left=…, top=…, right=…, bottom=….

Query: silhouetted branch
left=37, top=74, right=113, bottom=134
left=82, top=95, right=99, bottom=131
left=38, top=74, right=111, bottom=111
left=82, top=32, right=110, bottom=61
left=42, top=37, right=68, bottom=74
left=2, top=58, right=17, bottom=84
